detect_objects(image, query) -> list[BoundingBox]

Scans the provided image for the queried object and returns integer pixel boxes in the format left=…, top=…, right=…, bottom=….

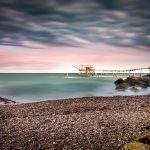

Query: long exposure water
left=0, top=73, right=149, bottom=102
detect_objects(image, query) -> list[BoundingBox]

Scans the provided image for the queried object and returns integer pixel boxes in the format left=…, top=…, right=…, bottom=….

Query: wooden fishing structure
left=73, top=65, right=95, bottom=76
left=73, top=65, right=150, bottom=78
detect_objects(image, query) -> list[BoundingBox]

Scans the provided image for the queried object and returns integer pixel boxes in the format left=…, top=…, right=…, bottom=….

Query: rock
left=0, top=97, right=17, bottom=105
left=129, top=87, right=140, bottom=92
left=114, top=78, right=125, bottom=84
left=126, top=76, right=141, bottom=86
left=138, top=81, right=149, bottom=88
left=143, top=74, right=150, bottom=78
left=138, top=134, right=150, bottom=145
left=115, top=78, right=128, bottom=90
left=145, top=126, right=150, bottom=130
left=115, top=83, right=128, bottom=91
left=124, top=134, right=150, bottom=150
left=124, top=142, right=149, bottom=150
left=115, top=74, right=150, bottom=91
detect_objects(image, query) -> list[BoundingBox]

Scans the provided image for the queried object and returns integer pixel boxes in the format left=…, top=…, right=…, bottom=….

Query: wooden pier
left=73, top=65, right=150, bottom=78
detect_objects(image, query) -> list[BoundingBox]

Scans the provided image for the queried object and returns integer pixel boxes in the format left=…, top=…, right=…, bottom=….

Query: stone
left=0, top=97, right=17, bottom=105
left=124, top=142, right=149, bottom=150
left=115, top=83, right=128, bottom=91
left=114, top=74, right=150, bottom=91
left=145, top=126, right=150, bottom=130
left=138, top=134, right=150, bottom=145
left=114, top=78, right=124, bottom=84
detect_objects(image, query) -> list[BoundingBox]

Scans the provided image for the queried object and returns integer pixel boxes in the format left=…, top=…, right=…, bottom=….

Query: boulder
left=115, top=83, right=128, bottom=91
left=144, top=74, right=150, bottom=78
left=126, top=76, right=142, bottom=86
left=124, top=134, right=150, bottom=150
left=115, top=74, right=150, bottom=91
left=138, top=134, right=150, bottom=145
left=114, top=78, right=125, bottom=84
left=124, top=142, right=149, bottom=150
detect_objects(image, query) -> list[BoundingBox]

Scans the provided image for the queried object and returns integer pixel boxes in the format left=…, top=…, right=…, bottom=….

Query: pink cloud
left=0, top=43, right=149, bottom=72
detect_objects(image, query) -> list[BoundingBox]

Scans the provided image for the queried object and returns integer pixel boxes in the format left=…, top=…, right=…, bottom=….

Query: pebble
left=0, top=95, right=150, bottom=150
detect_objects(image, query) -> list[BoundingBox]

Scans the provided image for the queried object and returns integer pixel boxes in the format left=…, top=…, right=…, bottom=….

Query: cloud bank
left=0, top=0, right=150, bottom=48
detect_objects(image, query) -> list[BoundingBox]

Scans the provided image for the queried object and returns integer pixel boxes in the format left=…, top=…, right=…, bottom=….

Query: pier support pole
left=140, top=69, right=142, bottom=77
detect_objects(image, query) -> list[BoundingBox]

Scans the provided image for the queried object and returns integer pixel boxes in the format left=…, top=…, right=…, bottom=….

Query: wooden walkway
left=73, top=65, right=150, bottom=77
left=101, top=67, right=150, bottom=73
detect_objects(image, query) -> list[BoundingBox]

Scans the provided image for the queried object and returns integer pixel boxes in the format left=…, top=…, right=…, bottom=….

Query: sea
left=0, top=73, right=149, bottom=103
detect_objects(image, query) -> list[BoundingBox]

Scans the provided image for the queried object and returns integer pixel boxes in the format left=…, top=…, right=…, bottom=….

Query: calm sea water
left=0, top=73, right=149, bottom=102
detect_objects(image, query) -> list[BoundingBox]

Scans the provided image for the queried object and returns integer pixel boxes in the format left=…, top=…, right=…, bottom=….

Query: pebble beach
left=0, top=95, right=150, bottom=150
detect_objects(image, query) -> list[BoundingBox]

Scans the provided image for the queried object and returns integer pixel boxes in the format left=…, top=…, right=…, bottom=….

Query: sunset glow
left=0, top=0, right=149, bottom=72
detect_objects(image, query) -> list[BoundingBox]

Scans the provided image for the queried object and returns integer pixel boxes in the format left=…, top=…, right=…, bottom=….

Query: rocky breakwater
left=114, top=74, right=150, bottom=91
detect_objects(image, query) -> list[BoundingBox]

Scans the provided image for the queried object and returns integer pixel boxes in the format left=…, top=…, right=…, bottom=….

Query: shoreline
left=0, top=95, right=150, bottom=149
left=0, top=97, right=18, bottom=105
left=0, top=94, right=150, bottom=105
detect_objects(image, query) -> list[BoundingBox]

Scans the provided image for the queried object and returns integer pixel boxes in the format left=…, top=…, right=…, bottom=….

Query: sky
left=0, top=0, right=150, bottom=73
